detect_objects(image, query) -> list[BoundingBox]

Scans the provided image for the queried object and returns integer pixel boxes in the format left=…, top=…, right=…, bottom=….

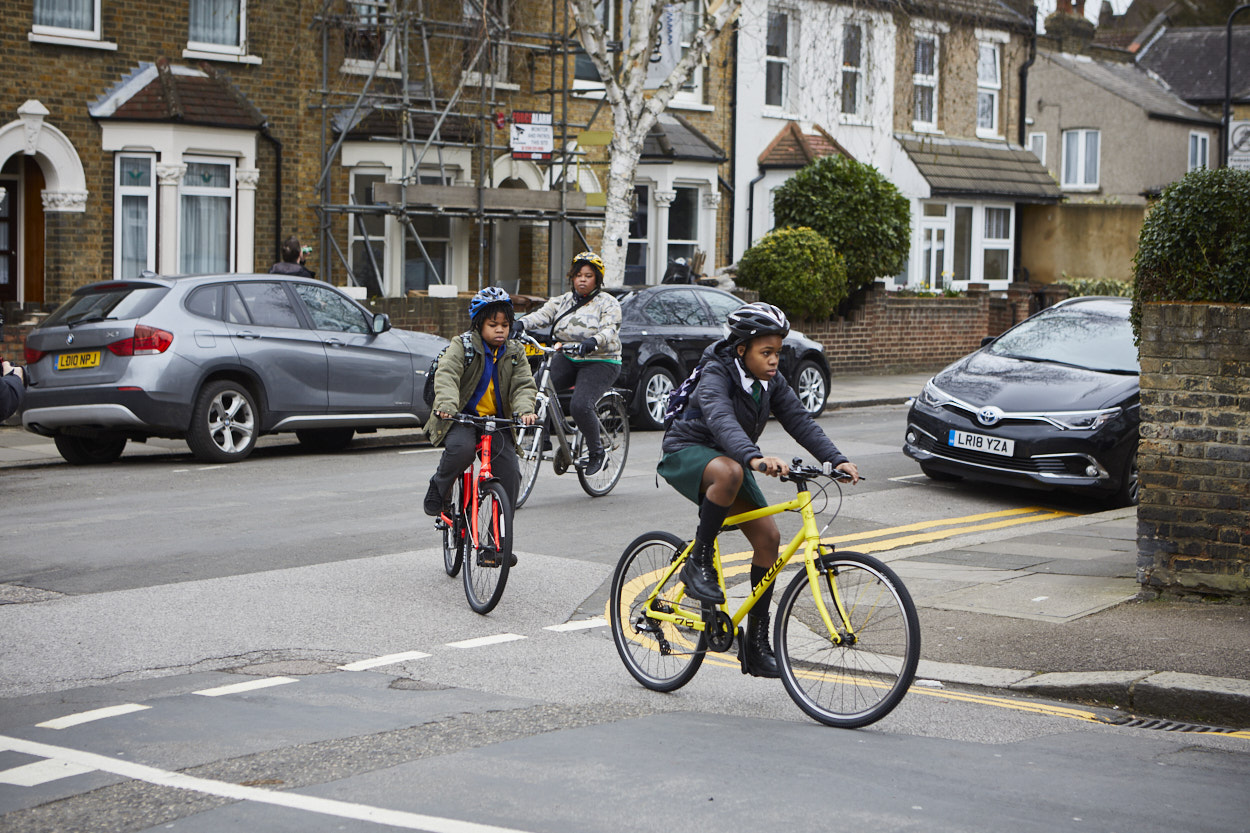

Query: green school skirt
left=657, top=445, right=768, bottom=509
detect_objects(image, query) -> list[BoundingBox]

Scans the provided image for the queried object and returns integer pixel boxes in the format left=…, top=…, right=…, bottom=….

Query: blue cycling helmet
left=468, top=286, right=512, bottom=325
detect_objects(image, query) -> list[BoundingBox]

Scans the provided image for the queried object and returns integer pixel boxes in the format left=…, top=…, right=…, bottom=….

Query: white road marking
left=193, top=677, right=299, bottom=697
left=446, top=634, right=526, bottom=649
left=339, top=651, right=432, bottom=671
left=0, top=736, right=537, bottom=832
left=0, top=758, right=96, bottom=786
left=36, top=703, right=151, bottom=730
left=1031, top=596, right=1049, bottom=602
left=398, top=449, right=439, bottom=455
left=889, top=474, right=929, bottom=483
left=543, top=618, right=607, bottom=632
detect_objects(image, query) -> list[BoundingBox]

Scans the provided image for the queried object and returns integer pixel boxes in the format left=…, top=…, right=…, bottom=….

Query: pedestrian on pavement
left=423, top=287, right=538, bottom=530
left=658, top=302, right=860, bottom=678
left=513, top=251, right=621, bottom=475
left=1, top=360, right=24, bottom=422
left=269, top=235, right=315, bottom=278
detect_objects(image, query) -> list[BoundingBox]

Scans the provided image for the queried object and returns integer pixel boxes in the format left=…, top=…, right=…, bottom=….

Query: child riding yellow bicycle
left=657, top=301, right=860, bottom=677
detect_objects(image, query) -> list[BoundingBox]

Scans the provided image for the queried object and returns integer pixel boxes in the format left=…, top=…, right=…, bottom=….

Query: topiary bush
left=736, top=226, right=849, bottom=320
left=772, top=155, right=910, bottom=291
left=1060, top=276, right=1134, bottom=298
left=1132, top=167, right=1250, bottom=338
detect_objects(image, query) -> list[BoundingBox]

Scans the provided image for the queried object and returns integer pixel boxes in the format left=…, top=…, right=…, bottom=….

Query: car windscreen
left=986, top=307, right=1139, bottom=374
left=42, top=284, right=170, bottom=327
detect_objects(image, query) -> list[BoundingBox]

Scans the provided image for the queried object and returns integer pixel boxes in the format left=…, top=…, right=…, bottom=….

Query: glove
left=578, top=338, right=597, bottom=356
left=510, top=320, right=525, bottom=339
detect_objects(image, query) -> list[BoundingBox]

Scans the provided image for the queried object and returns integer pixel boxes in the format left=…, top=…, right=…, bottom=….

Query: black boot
left=739, top=610, right=780, bottom=678
left=582, top=444, right=605, bottom=475
left=423, top=480, right=446, bottom=516
left=679, top=538, right=724, bottom=604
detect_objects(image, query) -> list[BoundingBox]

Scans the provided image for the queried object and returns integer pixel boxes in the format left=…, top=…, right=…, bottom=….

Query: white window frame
left=1061, top=128, right=1100, bottom=190
left=976, top=43, right=1001, bottom=138
left=665, top=183, right=702, bottom=268
left=348, top=168, right=389, bottom=291
left=911, top=25, right=942, bottom=133
left=1028, top=131, right=1046, bottom=164
left=403, top=172, right=455, bottom=295
left=626, top=182, right=653, bottom=286
left=764, top=7, right=796, bottom=113
left=342, top=0, right=399, bottom=77
left=461, top=0, right=519, bottom=90
left=670, top=0, right=708, bottom=110
left=572, top=0, right=613, bottom=92
left=185, top=0, right=262, bottom=64
left=178, top=156, right=237, bottom=274
left=981, top=205, right=1013, bottom=284
left=1188, top=131, right=1210, bottom=171
left=30, top=0, right=117, bottom=50
left=839, top=21, right=866, bottom=121
left=114, top=153, right=157, bottom=279
left=911, top=201, right=1014, bottom=291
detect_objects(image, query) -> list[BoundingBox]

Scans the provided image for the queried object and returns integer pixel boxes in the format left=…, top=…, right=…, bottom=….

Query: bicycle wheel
left=514, top=422, right=546, bottom=510
left=774, top=550, right=920, bottom=728
left=577, top=393, right=630, bottom=497
left=441, top=478, right=464, bottom=577
left=463, top=480, right=513, bottom=614
left=609, top=531, right=705, bottom=692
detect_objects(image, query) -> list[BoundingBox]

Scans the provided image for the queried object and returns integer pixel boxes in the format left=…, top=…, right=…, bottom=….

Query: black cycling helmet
left=726, top=301, right=790, bottom=343
left=468, top=286, right=513, bottom=327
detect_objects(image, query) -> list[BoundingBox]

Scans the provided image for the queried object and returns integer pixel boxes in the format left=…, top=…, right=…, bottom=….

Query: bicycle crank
left=553, top=442, right=572, bottom=475
left=702, top=607, right=735, bottom=652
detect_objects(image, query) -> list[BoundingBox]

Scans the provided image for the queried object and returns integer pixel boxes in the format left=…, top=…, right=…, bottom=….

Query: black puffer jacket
left=662, top=340, right=848, bottom=469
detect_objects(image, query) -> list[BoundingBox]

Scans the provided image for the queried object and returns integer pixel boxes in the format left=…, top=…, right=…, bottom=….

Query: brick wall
left=1137, top=303, right=1250, bottom=599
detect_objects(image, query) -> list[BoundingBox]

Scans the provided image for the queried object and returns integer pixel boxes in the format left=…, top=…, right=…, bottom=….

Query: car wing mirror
left=980, top=335, right=996, bottom=347
left=372, top=313, right=392, bottom=335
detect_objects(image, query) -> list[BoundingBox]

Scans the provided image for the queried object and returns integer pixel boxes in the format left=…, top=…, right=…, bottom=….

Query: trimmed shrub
left=1132, top=167, right=1250, bottom=337
left=772, top=155, right=910, bottom=290
left=1060, top=276, right=1134, bottom=298
left=736, top=226, right=849, bottom=320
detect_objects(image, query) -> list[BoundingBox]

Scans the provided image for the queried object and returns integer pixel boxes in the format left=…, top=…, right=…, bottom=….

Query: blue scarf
left=464, top=343, right=503, bottom=413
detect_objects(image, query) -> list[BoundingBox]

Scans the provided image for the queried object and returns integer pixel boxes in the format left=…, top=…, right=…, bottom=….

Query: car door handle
left=325, top=338, right=345, bottom=348
left=235, top=331, right=261, bottom=340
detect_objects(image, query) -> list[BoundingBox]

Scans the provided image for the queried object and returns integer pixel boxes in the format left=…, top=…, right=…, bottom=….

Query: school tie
left=751, top=380, right=762, bottom=403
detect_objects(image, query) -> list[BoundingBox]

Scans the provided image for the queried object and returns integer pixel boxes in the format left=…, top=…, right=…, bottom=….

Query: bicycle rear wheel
left=441, top=478, right=464, bottom=577
left=609, top=531, right=705, bottom=692
left=577, top=393, right=630, bottom=497
left=463, top=480, right=512, bottom=614
left=775, top=550, right=920, bottom=728
left=514, top=422, right=545, bottom=509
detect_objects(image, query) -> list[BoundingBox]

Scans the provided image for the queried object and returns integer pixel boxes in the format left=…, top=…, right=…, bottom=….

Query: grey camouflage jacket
left=519, top=290, right=622, bottom=362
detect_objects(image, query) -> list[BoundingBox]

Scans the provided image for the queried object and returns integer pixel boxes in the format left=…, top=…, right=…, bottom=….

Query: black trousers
left=546, top=355, right=620, bottom=451
left=431, top=422, right=520, bottom=508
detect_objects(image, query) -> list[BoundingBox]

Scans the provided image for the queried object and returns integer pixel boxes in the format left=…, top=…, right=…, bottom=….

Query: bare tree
left=569, top=0, right=741, bottom=286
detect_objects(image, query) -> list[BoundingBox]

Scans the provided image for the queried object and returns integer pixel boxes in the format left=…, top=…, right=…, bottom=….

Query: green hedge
left=1060, top=277, right=1134, bottom=298
left=736, top=226, right=849, bottom=320
left=1132, top=167, right=1250, bottom=337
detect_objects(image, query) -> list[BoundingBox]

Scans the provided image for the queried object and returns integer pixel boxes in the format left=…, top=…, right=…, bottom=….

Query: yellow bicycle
left=609, top=460, right=920, bottom=728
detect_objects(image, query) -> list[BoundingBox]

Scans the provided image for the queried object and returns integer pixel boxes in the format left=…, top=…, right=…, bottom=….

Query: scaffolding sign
left=511, top=112, right=554, bottom=160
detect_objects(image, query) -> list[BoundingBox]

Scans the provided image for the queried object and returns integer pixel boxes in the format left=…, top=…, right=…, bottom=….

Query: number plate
left=524, top=342, right=543, bottom=357
left=948, top=429, right=1014, bottom=457
left=56, top=351, right=101, bottom=371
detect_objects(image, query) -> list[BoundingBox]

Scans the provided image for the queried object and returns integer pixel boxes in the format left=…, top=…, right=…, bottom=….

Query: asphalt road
left=2, top=406, right=1247, bottom=832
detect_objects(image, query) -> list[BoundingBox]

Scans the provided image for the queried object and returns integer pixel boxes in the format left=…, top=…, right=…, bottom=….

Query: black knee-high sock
left=696, top=498, right=730, bottom=545
left=750, top=564, right=774, bottom=612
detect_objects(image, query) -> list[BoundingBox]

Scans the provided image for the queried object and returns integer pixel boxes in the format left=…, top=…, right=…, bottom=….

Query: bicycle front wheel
left=442, top=477, right=464, bottom=577
left=775, top=550, right=920, bottom=728
left=463, top=480, right=513, bottom=614
left=514, top=422, right=545, bottom=509
left=609, top=531, right=705, bottom=692
left=577, top=393, right=630, bottom=497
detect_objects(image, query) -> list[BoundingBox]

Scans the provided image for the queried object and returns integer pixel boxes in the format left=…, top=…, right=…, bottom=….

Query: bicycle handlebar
left=443, top=412, right=521, bottom=432
left=518, top=334, right=578, bottom=355
left=778, top=458, right=864, bottom=483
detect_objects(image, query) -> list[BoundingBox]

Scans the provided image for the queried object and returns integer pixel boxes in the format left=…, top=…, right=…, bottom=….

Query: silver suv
left=22, top=274, right=447, bottom=464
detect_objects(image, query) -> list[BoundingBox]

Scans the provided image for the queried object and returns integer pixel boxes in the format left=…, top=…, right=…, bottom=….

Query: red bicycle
left=436, top=412, right=519, bottom=614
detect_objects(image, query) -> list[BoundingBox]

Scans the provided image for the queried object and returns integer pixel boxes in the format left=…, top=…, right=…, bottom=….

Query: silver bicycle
left=514, top=335, right=630, bottom=508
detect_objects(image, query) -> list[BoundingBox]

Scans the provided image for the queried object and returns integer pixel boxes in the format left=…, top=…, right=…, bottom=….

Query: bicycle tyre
left=442, top=478, right=464, bottom=577
left=514, top=422, right=546, bottom=510
left=609, top=531, right=705, bottom=692
left=577, top=393, right=630, bottom=497
left=463, top=480, right=512, bottom=614
left=774, top=550, right=920, bottom=729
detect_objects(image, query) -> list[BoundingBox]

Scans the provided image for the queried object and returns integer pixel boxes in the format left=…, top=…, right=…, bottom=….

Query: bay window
left=179, top=158, right=235, bottom=274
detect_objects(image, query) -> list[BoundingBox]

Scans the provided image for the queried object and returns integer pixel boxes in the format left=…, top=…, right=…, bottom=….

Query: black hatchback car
left=603, top=284, right=831, bottom=429
left=902, top=296, right=1140, bottom=506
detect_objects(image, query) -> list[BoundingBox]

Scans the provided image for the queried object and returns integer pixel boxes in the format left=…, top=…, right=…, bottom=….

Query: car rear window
left=41, top=284, right=169, bottom=327
left=988, top=308, right=1139, bottom=374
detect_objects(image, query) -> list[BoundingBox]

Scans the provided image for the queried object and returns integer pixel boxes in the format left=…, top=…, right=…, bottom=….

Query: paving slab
left=925, top=574, right=1141, bottom=623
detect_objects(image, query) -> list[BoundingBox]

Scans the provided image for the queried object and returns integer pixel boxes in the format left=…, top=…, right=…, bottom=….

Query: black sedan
left=607, top=284, right=831, bottom=430
left=902, top=296, right=1140, bottom=506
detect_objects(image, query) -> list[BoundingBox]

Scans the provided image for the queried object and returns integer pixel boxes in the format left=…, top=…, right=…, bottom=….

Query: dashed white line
left=36, top=703, right=151, bottom=730
left=543, top=618, right=607, bottom=632
left=446, top=634, right=526, bottom=649
left=339, top=651, right=432, bottom=671
left=0, top=735, right=537, bottom=832
left=193, top=677, right=299, bottom=697
left=0, top=758, right=96, bottom=786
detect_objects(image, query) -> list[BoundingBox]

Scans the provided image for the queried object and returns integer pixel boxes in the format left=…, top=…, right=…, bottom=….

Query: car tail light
left=108, top=325, right=174, bottom=356
left=25, top=344, right=46, bottom=364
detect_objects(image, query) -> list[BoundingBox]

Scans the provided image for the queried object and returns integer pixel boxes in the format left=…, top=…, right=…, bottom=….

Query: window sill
left=761, top=109, right=798, bottom=120
left=1061, top=185, right=1100, bottom=193
left=341, top=62, right=402, bottom=79
left=461, top=72, right=520, bottom=91
left=668, top=100, right=715, bottom=113
left=183, top=48, right=262, bottom=65
left=28, top=32, right=117, bottom=51
left=839, top=115, right=873, bottom=127
left=975, top=129, right=1004, bottom=141
left=912, top=124, right=943, bottom=135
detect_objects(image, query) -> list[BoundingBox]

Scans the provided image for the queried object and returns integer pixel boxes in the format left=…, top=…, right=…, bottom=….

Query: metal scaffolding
left=312, top=0, right=609, bottom=296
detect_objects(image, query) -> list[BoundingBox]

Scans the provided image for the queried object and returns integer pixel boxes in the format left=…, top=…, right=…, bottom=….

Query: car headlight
left=1045, top=407, right=1122, bottom=430
left=917, top=380, right=949, bottom=409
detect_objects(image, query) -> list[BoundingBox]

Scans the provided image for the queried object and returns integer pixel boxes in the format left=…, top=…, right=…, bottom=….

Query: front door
left=0, top=178, right=15, bottom=305
left=921, top=226, right=947, bottom=291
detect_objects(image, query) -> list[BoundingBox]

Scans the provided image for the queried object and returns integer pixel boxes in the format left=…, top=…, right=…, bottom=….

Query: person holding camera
left=1, top=360, right=23, bottom=422
left=513, top=251, right=621, bottom=476
left=269, top=235, right=315, bottom=278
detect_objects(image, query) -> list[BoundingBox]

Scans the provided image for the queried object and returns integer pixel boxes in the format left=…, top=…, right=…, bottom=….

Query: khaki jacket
left=423, top=331, right=537, bottom=446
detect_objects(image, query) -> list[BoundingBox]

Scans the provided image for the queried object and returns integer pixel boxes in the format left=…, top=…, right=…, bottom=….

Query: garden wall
left=1136, top=303, right=1250, bottom=599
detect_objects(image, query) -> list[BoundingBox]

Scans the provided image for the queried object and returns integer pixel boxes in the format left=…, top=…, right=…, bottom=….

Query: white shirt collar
left=736, top=359, right=769, bottom=394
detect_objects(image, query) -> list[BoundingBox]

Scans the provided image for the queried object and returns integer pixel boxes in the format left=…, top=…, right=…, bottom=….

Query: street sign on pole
left=1229, top=120, right=1250, bottom=170
left=510, top=112, right=553, bottom=161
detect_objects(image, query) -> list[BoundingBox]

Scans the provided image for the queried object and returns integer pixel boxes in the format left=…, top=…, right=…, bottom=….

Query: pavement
left=3, top=370, right=1248, bottom=731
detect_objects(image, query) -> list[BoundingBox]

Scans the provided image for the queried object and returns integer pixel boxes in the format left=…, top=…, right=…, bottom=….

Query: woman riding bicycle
left=513, top=251, right=622, bottom=476
left=657, top=302, right=860, bottom=677
left=424, top=288, right=537, bottom=524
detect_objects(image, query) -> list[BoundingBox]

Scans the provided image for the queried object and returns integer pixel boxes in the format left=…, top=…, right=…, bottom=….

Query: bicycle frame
left=528, top=349, right=581, bottom=466
left=450, top=418, right=504, bottom=554
left=641, top=480, right=855, bottom=646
